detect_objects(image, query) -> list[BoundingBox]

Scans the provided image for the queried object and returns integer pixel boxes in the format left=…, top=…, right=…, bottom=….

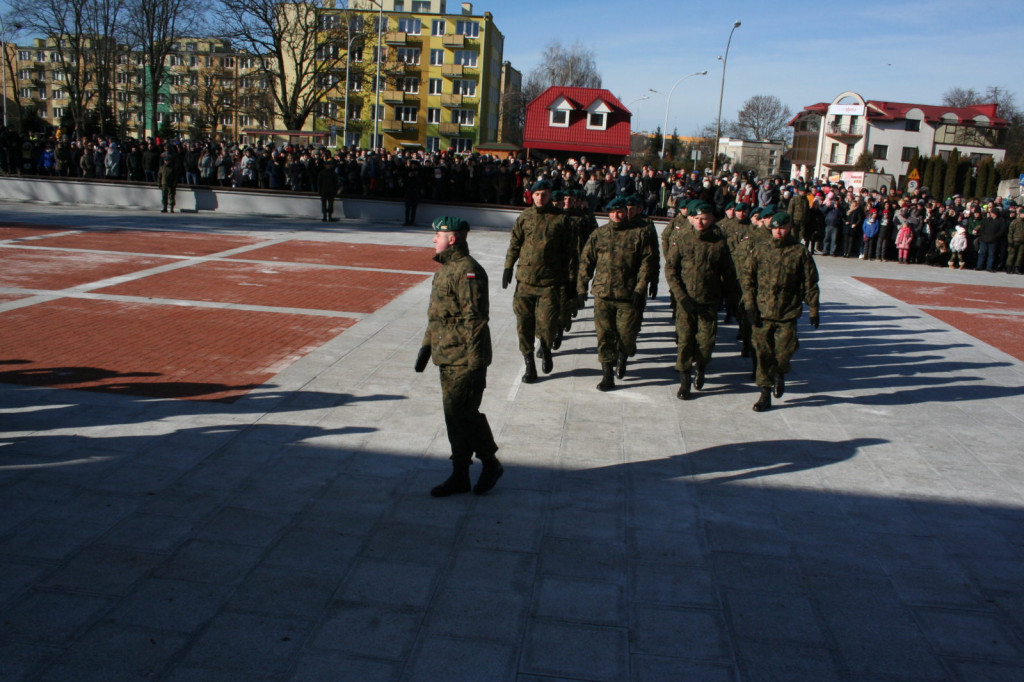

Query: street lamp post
left=369, top=0, right=384, bottom=152
left=342, top=30, right=364, bottom=149
left=712, top=20, right=741, bottom=176
left=648, top=70, right=707, bottom=170
left=0, top=16, right=11, bottom=129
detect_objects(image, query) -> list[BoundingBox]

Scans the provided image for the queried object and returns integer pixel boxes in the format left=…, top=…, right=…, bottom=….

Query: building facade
left=715, top=137, right=785, bottom=179
left=790, top=91, right=1009, bottom=186
left=524, top=86, right=632, bottom=161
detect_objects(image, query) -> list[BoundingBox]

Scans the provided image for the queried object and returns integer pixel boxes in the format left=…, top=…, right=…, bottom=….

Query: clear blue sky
left=496, top=0, right=1024, bottom=135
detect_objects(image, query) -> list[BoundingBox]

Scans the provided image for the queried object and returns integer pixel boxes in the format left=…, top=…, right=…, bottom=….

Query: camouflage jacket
left=504, top=203, right=575, bottom=287
left=423, top=242, right=492, bottom=370
left=742, top=235, right=820, bottom=322
left=633, top=215, right=661, bottom=281
left=665, top=226, right=739, bottom=308
left=789, top=195, right=809, bottom=226
left=723, top=220, right=762, bottom=283
left=1008, top=217, right=1024, bottom=245
left=579, top=218, right=658, bottom=301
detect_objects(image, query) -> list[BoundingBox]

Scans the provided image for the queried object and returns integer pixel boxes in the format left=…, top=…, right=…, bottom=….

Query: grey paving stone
left=424, top=587, right=526, bottom=642
left=531, top=575, right=625, bottom=626
left=733, top=639, right=842, bottom=682
left=308, top=602, right=421, bottom=661
left=39, top=544, right=165, bottom=596
left=164, top=665, right=283, bottom=682
left=627, top=528, right=707, bottom=566
left=194, top=505, right=293, bottom=547
left=181, top=611, right=312, bottom=675
left=0, top=518, right=110, bottom=561
left=630, top=605, right=731, bottom=660
left=948, top=659, right=1024, bottom=682
left=913, top=607, right=1024, bottom=658
left=536, top=536, right=626, bottom=582
left=288, top=651, right=400, bottom=682
left=225, top=567, right=338, bottom=619
left=152, top=539, right=263, bottom=585
left=403, top=635, right=517, bottom=682
left=1, top=590, right=115, bottom=646
left=722, top=589, right=826, bottom=643
left=442, top=548, right=537, bottom=593
left=711, top=552, right=807, bottom=595
left=34, top=623, right=188, bottom=681
left=0, top=558, right=52, bottom=606
left=98, top=512, right=196, bottom=553
left=630, top=655, right=738, bottom=682
left=0, top=641, right=63, bottom=680
left=459, top=511, right=544, bottom=553
left=336, top=558, right=439, bottom=608
left=520, top=620, right=628, bottom=682
left=885, top=565, right=988, bottom=609
left=108, top=578, right=229, bottom=632
left=630, top=562, right=718, bottom=608
left=359, top=522, right=457, bottom=566
left=261, top=528, right=364, bottom=577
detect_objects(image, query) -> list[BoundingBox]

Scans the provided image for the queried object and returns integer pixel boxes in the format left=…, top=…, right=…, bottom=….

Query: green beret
left=725, top=201, right=736, bottom=210
left=552, top=190, right=566, bottom=201
left=734, top=202, right=751, bottom=212
left=691, top=202, right=714, bottom=215
left=605, top=196, right=628, bottom=211
left=432, top=216, right=470, bottom=232
left=530, top=179, right=552, bottom=192
left=625, top=194, right=643, bottom=206
left=573, top=189, right=587, bottom=200
left=769, top=212, right=792, bottom=228
left=686, top=199, right=702, bottom=213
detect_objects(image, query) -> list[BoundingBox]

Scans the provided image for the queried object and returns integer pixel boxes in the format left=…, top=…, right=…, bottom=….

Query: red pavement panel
left=30, top=229, right=264, bottom=257
left=0, top=225, right=70, bottom=241
left=230, top=240, right=437, bottom=272
left=0, top=248, right=173, bottom=290
left=96, top=260, right=429, bottom=313
left=921, top=309, right=1024, bottom=362
left=0, top=298, right=354, bottom=401
left=856, top=277, right=1024, bottom=313
left=0, top=293, right=29, bottom=303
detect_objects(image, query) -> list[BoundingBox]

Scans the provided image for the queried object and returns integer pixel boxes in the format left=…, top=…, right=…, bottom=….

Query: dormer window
left=550, top=110, right=568, bottom=126
left=548, top=95, right=574, bottom=127
left=588, top=112, right=605, bottom=129
left=585, top=99, right=612, bottom=130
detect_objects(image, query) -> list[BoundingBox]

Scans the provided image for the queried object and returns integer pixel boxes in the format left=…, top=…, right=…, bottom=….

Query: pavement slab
left=1, top=200, right=1023, bottom=681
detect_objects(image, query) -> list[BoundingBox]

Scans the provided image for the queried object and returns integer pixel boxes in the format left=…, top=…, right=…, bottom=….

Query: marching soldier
left=415, top=216, right=503, bottom=497
left=742, top=211, right=821, bottom=412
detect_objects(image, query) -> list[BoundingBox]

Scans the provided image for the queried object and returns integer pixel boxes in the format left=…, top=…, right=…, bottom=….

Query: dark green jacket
left=579, top=218, right=658, bottom=301
left=665, top=226, right=739, bottom=308
left=742, top=235, right=820, bottom=322
left=423, top=243, right=491, bottom=370
left=504, top=203, right=575, bottom=287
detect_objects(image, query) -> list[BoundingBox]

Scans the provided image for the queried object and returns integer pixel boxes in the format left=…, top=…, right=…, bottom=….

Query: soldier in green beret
left=742, top=211, right=821, bottom=412
left=503, top=179, right=576, bottom=382
left=578, top=196, right=659, bottom=390
left=416, top=216, right=502, bottom=496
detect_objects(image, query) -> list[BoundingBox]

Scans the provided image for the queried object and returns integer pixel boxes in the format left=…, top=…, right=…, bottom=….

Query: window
left=452, top=79, right=475, bottom=96
left=349, top=75, right=363, bottom=92
left=872, top=144, right=888, bottom=160
left=350, top=47, right=363, bottom=62
left=432, top=19, right=446, bottom=36
left=220, top=114, right=233, bottom=125
left=320, top=14, right=340, bottom=30
left=37, top=87, right=47, bottom=100
left=430, top=49, right=444, bottom=65
left=905, top=119, right=921, bottom=132
left=426, top=136, right=440, bottom=152
left=429, top=78, right=443, bottom=95
left=396, top=48, right=420, bottom=65
left=455, top=21, right=479, bottom=37
left=317, top=44, right=340, bottom=59
left=450, top=137, right=473, bottom=153
left=35, top=72, right=46, bottom=82
left=190, top=74, right=198, bottom=86
left=171, top=93, right=187, bottom=105
left=52, top=70, right=64, bottom=81
left=372, top=46, right=387, bottom=63
left=397, top=18, right=421, bottom=35
left=412, top=1, right=431, bottom=10
left=316, top=102, right=338, bottom=118
left=550, top=109, right=568, bottom=127
left=318, top=73, right=340, bottom=88
left=587, top=112, right=606, bottom=129
left=116, top=72, right=130, bottom=84
left=221, top=56, right=235, bottom=68
left=370, top=105, right=384, bottom=121
left=372, top=16, right=387, bottom=33
left=395, top=105, right=417, bottom=122
left=116, top=90, right=131, bottom=102
left=901, top=147, right=916, bottom=162
left=396, top=77, right=420, bottom=94
left=18, top=50, right=29, bottom=61
left=347, top=102, right=362, bottom=120
left=52, top=89, right=66, bottom=100
left=427, top=107, right=441, bottom=123
left=17, top=70, right=31, bottom=80
left=169, top=74, right=182, bottom=86
left=370, top=133, right=382, bottom=148
left=167, top=54, right=182, bottom=66
left=189, top=55, right=198, bottom=67
left=186, top=42, right=197, bottom=51
left=452, top=108, right=475, bottom=125
left=453, top=50, right=477, bottom=67
left=19, top=87, right=32, bottom=99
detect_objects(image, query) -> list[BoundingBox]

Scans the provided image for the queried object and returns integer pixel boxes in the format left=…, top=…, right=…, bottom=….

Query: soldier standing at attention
left=742, top=212, right=820, bottom=412
left=665, top=202, right=739, bottom=400
left=503, top=179, right=575, bottom=383
left=415, top=216, right=502, bottom=497
left=577, top=196, right=659, bottom=391
left=157, top=153, right=178, bottom=213
left=626, top=194, right=660, bottom=302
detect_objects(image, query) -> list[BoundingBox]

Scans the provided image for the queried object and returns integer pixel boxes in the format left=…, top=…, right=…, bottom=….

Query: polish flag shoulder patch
left=466, top=273, right=477, bottom=279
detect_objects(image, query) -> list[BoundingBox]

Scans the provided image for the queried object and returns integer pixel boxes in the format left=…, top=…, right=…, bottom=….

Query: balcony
left=438, top=122, right=461, bottom=136
left=442, top=34, right=464, bottom=48
left=384, top=31, right=407, bottom=45
left=382, top=60, right=408, bottom=75
left=824, top=123, right=863, bottom=139
left=440, top=94, right=463, bottom=107
left=381, top=119, right=406, bottom=133
left=382, top=89, right=406, bottom=103
left=824, top=154, right=855, bottom=167
left=441, top=64, right=463, bottom=78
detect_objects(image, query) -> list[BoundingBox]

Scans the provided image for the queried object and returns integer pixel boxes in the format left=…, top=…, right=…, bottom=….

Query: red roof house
left=523, top=86, right=632, bottom=157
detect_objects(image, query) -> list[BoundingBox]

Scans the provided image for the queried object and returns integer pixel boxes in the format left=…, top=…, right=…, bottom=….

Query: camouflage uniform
left=559, top=206, right=591, bottom=327
left=423, top=242, right=497, bottom=466
left=157, top=160, right=177, bottom=212
left=505, top=203, right=575, bottom=354
left=578, top=217, right=658, bottom=363
left=665, top=225, right=738, bottom=373
left=1007, top=215, right=1024, bottom=273
left=788, top=192, right=809, bottom=243
left=723, top=217, right=764, bottom=352
left=742, top=233, right=820, bottom=389
left=661, top=212, right=691, bottom=319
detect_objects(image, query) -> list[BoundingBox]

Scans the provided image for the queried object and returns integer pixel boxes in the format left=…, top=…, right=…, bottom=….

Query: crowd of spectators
left=3, top=126, right=1022, bottom=274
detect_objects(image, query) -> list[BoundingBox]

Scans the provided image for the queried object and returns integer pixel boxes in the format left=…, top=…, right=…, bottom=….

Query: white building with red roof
left=788, top=91, right=1008, bottom=186
left=523, top=86, right=632, bottom=161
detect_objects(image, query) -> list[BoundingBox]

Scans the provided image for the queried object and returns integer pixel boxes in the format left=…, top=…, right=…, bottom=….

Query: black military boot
left=752, top=388, right=772, bottom=412
left=474, top=454, right=504, bottom=495
left=552, top=328, right=563, bottom=350
left=750, top=356, right=757, bottom=382
left=597, top=363, right=615, bottom=391
left=694, top=364, right=706, bottom=390
left=540, top=342, right=553, bottom=374
left=615, top=352, right=627, bottom=380
left=523, top=354, right=538, bottom=383
left=676, top=369, right=692, bottom=400
left=430, top=462, right=471, bottom=497
left=773, top=372, right=785, bottom=399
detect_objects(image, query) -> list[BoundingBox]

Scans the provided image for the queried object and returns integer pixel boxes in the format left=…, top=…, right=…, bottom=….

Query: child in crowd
left=861, top=209, right=880, bottom=260
left=949, top=225, right=968, bottom=269
left=895, top=220, right=914, bottom=264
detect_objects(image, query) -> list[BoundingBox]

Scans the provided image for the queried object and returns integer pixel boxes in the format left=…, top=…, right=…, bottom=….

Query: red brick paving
left=96, top=260, right=429, bottom=313
left=921, top=309, right=1024, bottom=362
left=0, top=225, right=70, bottom=240
left=856, top=277, right=1024, bottom=312
left=0, top=248, right=173, bottom=290
left=30, top=229, right=264, bottom=256
left=0, top=293, right=29, bottom=303
left=230, top=240, right=437, bottom=272
left=0, top=299, right=355, bottom=401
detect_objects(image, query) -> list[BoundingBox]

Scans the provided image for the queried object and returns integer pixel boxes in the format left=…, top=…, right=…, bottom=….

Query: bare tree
left=8, top=0, right=124, bottom=134
left=121, top=0, right=201, bottom=138
left=942, top=85, right=1023, bottom=161
left=213, top=0, right=354, bottom=132
left=735, top=94, right=791, bottom=141
left=522, top=40, right=601, bottom=103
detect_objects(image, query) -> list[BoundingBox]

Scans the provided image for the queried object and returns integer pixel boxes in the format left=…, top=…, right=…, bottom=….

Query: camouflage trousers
left=593, top=297, right=641, bottom=363
left=675, top=305, right=718, bottom=372
left=1008, top=243, right=1024, bottom=270
left=440, top=366, right=498, bottom=466
left=751, top=319, right=799, bottom=388
left=161, top=186, right=176, bottom=209
left=559, top=283, right=578, bottom=330
left=513, top=281, right=562, bottom=355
